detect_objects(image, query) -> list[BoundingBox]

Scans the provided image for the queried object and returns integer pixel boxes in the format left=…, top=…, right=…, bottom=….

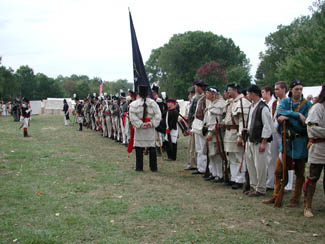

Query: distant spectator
left=307, top=95, right=313, bottom=102
left=2, top=102, right=7, bottom=116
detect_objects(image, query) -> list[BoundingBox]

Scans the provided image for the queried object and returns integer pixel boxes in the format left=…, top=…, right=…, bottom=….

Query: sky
left=0, top=0, right=315, bottom=83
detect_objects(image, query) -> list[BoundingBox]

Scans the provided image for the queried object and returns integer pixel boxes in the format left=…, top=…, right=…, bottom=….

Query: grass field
left=0, top=115, right=324, bottom=244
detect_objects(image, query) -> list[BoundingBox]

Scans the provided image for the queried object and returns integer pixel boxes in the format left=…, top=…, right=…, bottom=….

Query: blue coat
left=277, top=97, right=312, bottom=159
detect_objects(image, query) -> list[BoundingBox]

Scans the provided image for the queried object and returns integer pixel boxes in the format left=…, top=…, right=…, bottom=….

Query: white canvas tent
left=43, top=98, right=74, bottom=115
left=30, top=100, right=42, bottom=115
left=303, top=86, right=322, bottom=98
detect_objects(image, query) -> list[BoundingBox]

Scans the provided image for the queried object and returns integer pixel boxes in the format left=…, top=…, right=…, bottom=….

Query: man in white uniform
left=129, top=85, right=162, bottom=172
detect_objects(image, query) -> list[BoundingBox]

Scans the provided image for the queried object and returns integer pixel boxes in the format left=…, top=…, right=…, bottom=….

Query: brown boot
left=304, top=180, right=316, bottom=218
left=263, top=171, right=281, bottom=205
left=287, top=176, right=305, bottom=208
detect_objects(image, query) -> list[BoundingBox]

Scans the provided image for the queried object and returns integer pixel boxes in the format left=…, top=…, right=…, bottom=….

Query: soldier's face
left=274, top=85, right=286, bottom=98
left=206, top=91, right=215, bottom=101
left=195, top=85, right=203, bottom=94
left=291, top=85, right=303, bottom=100
left=261, top=89, right=270, bottom=101
left=228, top=87, right=237, bottom=98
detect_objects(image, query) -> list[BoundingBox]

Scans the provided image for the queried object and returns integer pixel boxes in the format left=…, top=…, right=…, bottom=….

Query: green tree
left=15, top=65, right=36, bottom=99
left=146, top=31, right=250, bottom=98
left=276, top=1, right=325, bottom=84
left=35, top=73, right=64, bottom=99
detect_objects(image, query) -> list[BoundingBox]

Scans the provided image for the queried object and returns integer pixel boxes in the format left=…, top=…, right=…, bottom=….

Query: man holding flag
left=128, top=10, right=161, bottom=171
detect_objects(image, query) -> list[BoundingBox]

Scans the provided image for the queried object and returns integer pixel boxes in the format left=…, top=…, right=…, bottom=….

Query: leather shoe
left=248, top=191, right=265, bottom=197
left=204, top=176, right=215, bottom=181
left=224, top=181, right=234, bottom=186
left=184, top=167, right=197, bottom=171
left=192, top=171, right=204, bottom=175
left=231, top=183, right=243, bottom=190
left=212, top=177, right=224, bottom=183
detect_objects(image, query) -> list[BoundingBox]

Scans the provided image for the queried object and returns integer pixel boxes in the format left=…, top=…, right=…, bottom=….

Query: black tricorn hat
left=138, top=85, right=148, bottom=98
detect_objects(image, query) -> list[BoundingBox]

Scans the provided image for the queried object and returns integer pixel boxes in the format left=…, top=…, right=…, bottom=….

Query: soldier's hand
left=278, top=116, right=289, bottom=122
left=206, top=135, right=212, bottom=141
left=299, top=113, right=306, bottom=125
left=237, top=140, right=243, bottom=147
left=259, top=142, right=266, bottom=152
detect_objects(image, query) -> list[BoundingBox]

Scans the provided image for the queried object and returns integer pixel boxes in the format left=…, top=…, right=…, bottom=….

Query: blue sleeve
left=277, top=98, right=300, bottom=119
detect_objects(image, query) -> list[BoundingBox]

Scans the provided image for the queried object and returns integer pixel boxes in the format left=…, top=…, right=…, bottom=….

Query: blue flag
left=129, top=10, right=153, bottom=98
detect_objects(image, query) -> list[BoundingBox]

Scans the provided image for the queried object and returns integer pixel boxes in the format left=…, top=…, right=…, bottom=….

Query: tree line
left=0, top=59, right=132, bottom=101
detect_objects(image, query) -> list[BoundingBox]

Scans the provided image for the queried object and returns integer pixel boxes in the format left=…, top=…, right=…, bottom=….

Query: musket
left=274, top=120, right=288, bottom=207
left=239, top=98, right=250, bottom=193
left=204, top=140, right=210, bottom=178
left=215, top=120, right=229, bottom=182
left=156, top=131, right=164, bottom=160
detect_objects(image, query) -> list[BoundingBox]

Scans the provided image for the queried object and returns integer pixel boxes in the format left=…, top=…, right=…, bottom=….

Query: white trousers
left=245, top=141, right=270, bottom=193
left=194, top=133, right=207, bottom=173
left=23, top=117, right=30, bottom=128
left=102, top=118, right=107, bottom=137
left=64, top=115, right=69, bottom=126
left=227, top=152, right=245, bottom=183
left=106, top=116, right=112, bottom=138
left=209, top=154, right=223, bottom=178
left=266, top=132, right=280, bottom=188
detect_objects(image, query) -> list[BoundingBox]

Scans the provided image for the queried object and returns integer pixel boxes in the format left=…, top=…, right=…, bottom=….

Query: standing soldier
left=76, top=98, right=84, bottom=131
left=165, top=98, right=179, bottom=161
left=12, top=98, right=21, bottom=122
left=203, top=86, right=226, bottom=182
left=184, top=86, right=198, bottom=171
left=191, top=80, right=209, bottom=175
left=100, top=99, right=107, bottom=136
left=21, top=98, right=32, bottom=137
left=152, top=84, right=167, bottom=156
left=120, top=92, right=128, bottom=145
left=112, top=96, right=120, bottom=141
left=303, top=85, right=325, bottom=217
left=105, top=96, right=113, bottom=138
left=129, top=85, right=161, bottom=172
left=222, top=83, right=251, bottom=189
left=264, top=80, right=312, bottom=207
left=63, top=99, right=69, bottom=126
left=244, top=85, right=273, bottom=196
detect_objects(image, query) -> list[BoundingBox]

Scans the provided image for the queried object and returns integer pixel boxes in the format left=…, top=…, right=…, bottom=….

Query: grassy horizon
left=0, top=115, right=324, bottom=244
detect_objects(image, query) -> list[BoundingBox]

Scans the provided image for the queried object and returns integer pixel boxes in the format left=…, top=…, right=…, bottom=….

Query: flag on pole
left=129, top=10, right=153, bottom=98
left=99, top=79, right=103, bottom=96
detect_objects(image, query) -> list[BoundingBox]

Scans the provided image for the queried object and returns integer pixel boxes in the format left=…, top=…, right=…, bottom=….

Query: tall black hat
left=138, top=85, right=148, bottom=98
